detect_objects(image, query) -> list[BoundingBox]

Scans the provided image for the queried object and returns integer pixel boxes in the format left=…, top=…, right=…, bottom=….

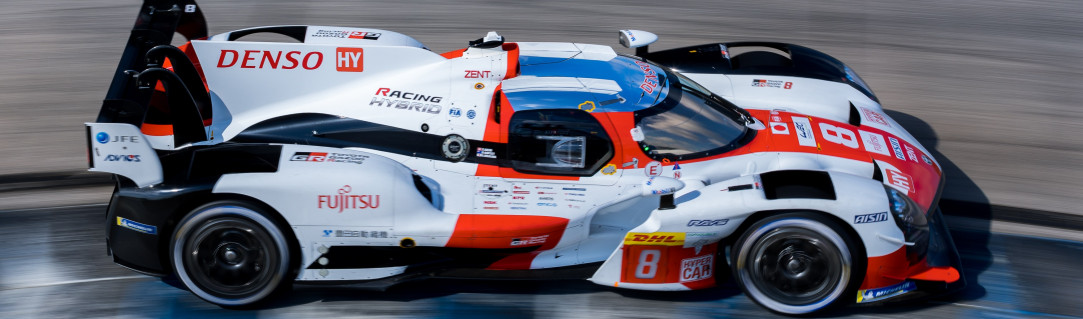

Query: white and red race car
left=87, top=0, right=963, bottom=315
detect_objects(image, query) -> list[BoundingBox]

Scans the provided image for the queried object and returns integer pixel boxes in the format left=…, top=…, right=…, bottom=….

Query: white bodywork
left=108, top=26, right=935, bottom=292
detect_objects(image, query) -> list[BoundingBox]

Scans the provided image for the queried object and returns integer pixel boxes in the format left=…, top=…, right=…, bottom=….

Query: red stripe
left=445, top=214, right=568, bottom=250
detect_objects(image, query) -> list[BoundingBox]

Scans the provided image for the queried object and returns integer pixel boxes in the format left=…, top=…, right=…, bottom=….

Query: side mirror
left=618, top=30, right=658, bottom=56
left=641, top=176, right=684, bottom=210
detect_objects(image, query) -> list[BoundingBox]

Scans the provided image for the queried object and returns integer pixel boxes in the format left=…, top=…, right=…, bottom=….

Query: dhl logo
left=623, top=232, right=685, bottom=246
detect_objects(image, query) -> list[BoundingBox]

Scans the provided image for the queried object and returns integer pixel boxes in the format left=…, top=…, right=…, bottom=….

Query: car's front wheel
left=731, top=212, right=861, bottom=315
left=171, top=201, right=292, bottom=307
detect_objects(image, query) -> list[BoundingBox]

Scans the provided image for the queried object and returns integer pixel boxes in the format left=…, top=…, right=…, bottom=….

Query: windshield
left=633, top=68, right=752, bottom=160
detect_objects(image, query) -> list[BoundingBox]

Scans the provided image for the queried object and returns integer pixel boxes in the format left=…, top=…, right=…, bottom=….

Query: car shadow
left=884, top=110, right=992, bottom=302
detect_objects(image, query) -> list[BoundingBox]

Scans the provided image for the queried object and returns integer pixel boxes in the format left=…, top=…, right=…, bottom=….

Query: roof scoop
left=618, top=30, right=658, bottom=56
left=469, top=31, right=505, bottom=48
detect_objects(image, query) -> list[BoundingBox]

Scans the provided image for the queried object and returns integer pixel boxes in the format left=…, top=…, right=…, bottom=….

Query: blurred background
left=1, top=0, right=1081, bottom=317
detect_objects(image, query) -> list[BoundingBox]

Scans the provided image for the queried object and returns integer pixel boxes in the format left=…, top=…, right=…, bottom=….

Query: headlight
left=884, top=186, right=929, bottom=265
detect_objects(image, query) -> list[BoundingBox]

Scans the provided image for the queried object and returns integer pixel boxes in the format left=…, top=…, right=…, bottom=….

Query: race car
left=87, top=0, right=964, bottom=315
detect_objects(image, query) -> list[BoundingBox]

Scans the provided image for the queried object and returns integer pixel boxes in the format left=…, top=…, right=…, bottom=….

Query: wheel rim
left=186, top=217, right=276, bottom=295
left=738, top=218, right=851, bottom=314
left=173, top=205, right=289, bottom=306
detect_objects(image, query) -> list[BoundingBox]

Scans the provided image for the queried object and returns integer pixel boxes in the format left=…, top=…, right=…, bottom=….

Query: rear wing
left=97, top=0, right=210, bottom=148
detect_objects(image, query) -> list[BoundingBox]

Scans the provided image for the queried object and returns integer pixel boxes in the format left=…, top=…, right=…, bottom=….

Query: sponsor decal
left=466, top=110, right=476, bottom=119
left=217, top=49, right=323, bottom=70
left=509, top=202, right=528, bottom=205
left=751, top=79, right=793, bottom=89
left=347, top=31, right=381, bottom=40
left=483, top=206, right=499, bottom=210
left=904, top=145, right=918, bottom=162
left=562, top=187, right=586, bottom=191
left=474, top=82, right=485, bottom=90
left=323, top=230, right=390, bottom=238
left=513, top=191, right=530, bottom=194
left=854, top=212, right=889, bottom=224
left=117, top=217, right=157, bottom=235
left=888, top=137, right=906, bottom=161
left=317, top=185, right=380, bottom=212
left=334, top=47, right=364, bottom=72
left=771, top=115, right=782, bottom=122
left=104, top=154, right=141, bottom=162
left=184, top=4, right=196, bottom=12
left=857, top=281, right=916, bottom=303
left=624, top=232, right=685, bottom=246
left=565, top=198, right=587, bottom=202
left=687, top=219, right=728, bottom=227
left=512, top=196, right=526, bottom=200
left=769, top=122, right=790, bottom=135
left=95, top=132, right=141, bottom=144
left=634, top=60, right=660, bottom=94
left=578, top=101, right=596, bottom=112
left=370, top=88, right=442, bottom=114
left=538, top=197, right=555, bottom=201
left=537, top=202, right=557, bottom=207
left=645, top=161, right=662, bottom=177
left=921, top=154, right=933, bottom=165
left=791, top=117, right=817, bottom=147
left=449, top=108, right=462, bottom=117
left=290, top=152, right=368, bottom=164
left=510, top=235, right=548, bottom=246
left=464, top=70, right=492, bottom=78
left=886, top=169, right=913, bottom=194
left=479, top=189, right=504, bottom=194
left=537, top=191, right=556, bottom=195
left=511, top=207, right=527, bottom=210
left=534, top=186, right=554, bottom=190
left=476, top=147, right=496, bottom=158
left=311, top=29, right=381, bottom=40
left=680, top=255, right=713, bottom=282
left=672, top=162, right=682, bottom=179
left=601, top=163, right=617, bottom=175
left=483, top=201, right=497, bottom=204
left=859, top=107, right=890, bottom=126
left=859, top=130, right=891, bottom=155
left=565, top=193, right=586, bottom=197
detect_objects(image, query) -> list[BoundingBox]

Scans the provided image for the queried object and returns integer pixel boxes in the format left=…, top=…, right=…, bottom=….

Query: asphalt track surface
left=1, top=204, right=1081, bottom=318
left=2, top=0, right=1083, bottom=318
left=0, top=0, right=1080, bottom=215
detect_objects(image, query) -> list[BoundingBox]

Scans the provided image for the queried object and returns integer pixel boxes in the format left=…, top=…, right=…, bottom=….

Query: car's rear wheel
left=731, top=212, right=859, bottom=315
left=171, top=201, right=292, bottom=307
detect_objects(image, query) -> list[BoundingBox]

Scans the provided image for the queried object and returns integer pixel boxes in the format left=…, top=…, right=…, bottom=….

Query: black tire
left=170, top=200, right=293, bottom=307
left=730, top=212, right=862, bottom=315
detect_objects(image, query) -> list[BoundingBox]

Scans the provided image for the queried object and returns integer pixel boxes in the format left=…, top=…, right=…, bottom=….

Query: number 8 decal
left=635, top=249, right=661, bottom=279
left=819, top=123, right=859, bottom=148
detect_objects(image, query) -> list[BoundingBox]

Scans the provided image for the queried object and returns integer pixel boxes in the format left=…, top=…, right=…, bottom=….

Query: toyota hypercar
left=87, top=0, right=964, bottom=314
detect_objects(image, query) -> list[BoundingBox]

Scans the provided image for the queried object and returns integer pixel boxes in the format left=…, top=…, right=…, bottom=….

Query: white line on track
left=929, top=301, right=1081, bottom=319
left=1, top=275, right=149, bottom=291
